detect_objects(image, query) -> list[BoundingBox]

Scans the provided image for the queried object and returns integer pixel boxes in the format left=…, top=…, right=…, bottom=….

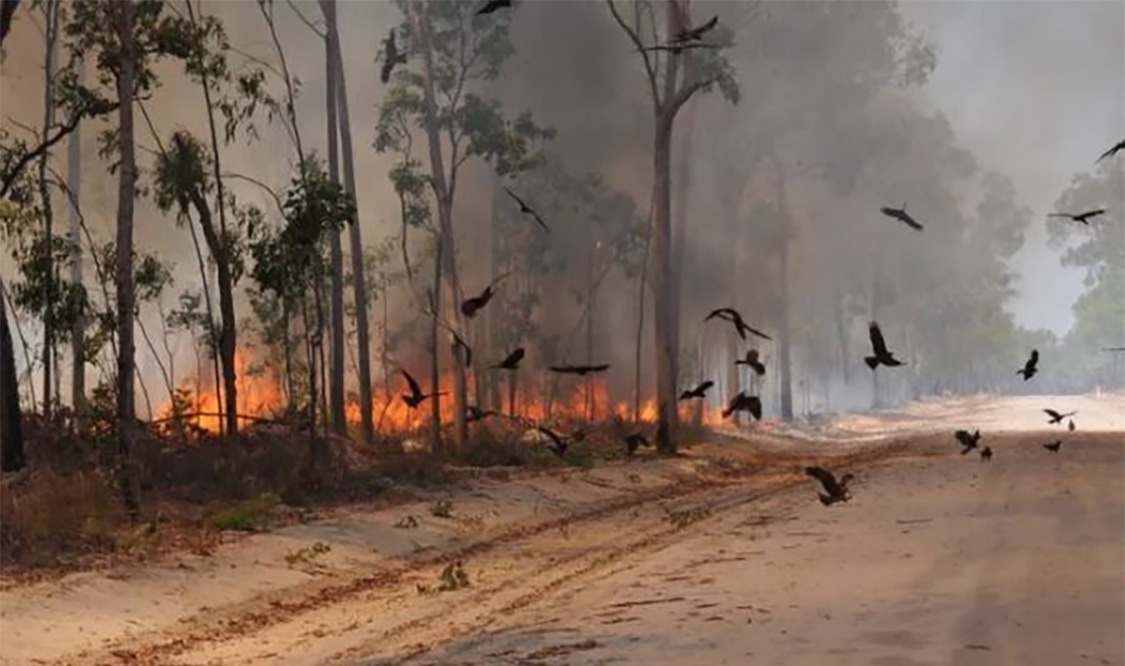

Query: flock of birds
left=377, top=3, right=1125, bottom=502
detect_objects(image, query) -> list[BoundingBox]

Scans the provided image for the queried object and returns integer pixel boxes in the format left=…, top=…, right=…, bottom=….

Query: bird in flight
left=493, top=347, right=525, bottom=370
left=1048, top=209, right=1105, bottom=225
left=503, top=187, right=549, bottom=232
left=536, top=426, right=568, bottom=458
left=623, top=433, right=650, bottom=456
left=1017, top=349, right=1039, bottom=381
left=705, top=308, right=771, bottom=341
left=1096, top=139, right=1125, bottom=163
left=678, top=380, right=714, bottom=401
left=461, top=274, right=507, bottom=318
left=401, top=369, right=444, bottom=409
left=549, top=364, right=610, bottom=376
left=805, top=466, right=853, bottom=506
left=1043, top=409, right=1076, bottom=425
left=980, top=446, right=993, bottom=462
left=1042, top=440, right=1062, bottom=453
left=381, top=29, right=407, bottom=84
left=879, top=203, right=924, bottom=231
left=466, top=405, right=496, bottom=423
left=736, top=349, right=766, bottom=376
left=864, top=322, right=902, bottom=370
left=475, top=0, right=512, bottom=15
left=955, top=429, right=981, bottom=454
left=722, top=392, right=762, bottom=420
left=673, top=15, right=719, bottom=44
left=451, top=331, right=472, bottom=367
left=1103, top=347, right=1125, bottom=352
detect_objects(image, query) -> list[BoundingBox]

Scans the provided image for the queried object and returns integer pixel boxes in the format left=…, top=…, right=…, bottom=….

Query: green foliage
left=209, top=491, right=281, bottom=532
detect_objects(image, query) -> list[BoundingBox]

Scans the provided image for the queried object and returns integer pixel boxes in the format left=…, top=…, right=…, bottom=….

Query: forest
left=0, top=0, right=1122, bottom=570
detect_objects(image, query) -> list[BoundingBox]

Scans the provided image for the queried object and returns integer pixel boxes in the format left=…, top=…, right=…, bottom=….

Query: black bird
left=722, top=392, right=762, bottom=420
left=679, top=380, right=715, bottom=401
left=673, top=15, right=719, bottom=43
left=1104, top=347, right=1125, bottom=352
left=536, top=426, right=568, bottom=458
left=1096, top=139, right=1125, bottom=163
left=980, top=446, right=993, bottom=462
left=864, top=322, right=903, bottom=370
left=1049, top=209, right=1105, bottom=225
left=879, top=203, right=924, bottom=231
left=705, top=308, right=771, bottom=341
left=503, top=187, right=549, bottom=232
left=735, top=349, right=766, bottom=376
left=955, top=429, right=981, bottom=454
left=381, top=29, right=407, bottom=84
left=623, top=433, right=650, bottom=456
left=466, top=405, right=496, bottom=423
left=475, top=0, right=512, bottom=15
left=549, top=364, right=610, bottom=376
left=401, top=369, right=443, bottom=409
left=493, top=347, right=525, bottom=370
left=461, top=275, right=507, bottom=318
left=1017, top=349, right=1039, bottom=381
left=805, top=466, right=853, bottom=506
left=1068, top=419, right=1075, bottom=432
left=1042, top=440, right=1062, bottom=453
left=451, top=331, right=472, bottom=367
left=1043, top=408, right=1076, bottom=425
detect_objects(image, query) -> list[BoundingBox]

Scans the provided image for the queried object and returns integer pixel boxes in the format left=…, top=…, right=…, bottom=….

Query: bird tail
left=864, top=356, right=879, bottom=370
left=721, top=407, right=734, bottom=419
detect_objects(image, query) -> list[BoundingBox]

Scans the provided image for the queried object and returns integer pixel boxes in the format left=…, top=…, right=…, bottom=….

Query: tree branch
left=1, top=104, right=116, bottom=199
left=605, top=0, right=659, bottom=107
left=669, top=75, right=718, bottom=118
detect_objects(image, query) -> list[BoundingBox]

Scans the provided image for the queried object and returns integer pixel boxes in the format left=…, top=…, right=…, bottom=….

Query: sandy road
left=1, top=395, right=1122, bottom=666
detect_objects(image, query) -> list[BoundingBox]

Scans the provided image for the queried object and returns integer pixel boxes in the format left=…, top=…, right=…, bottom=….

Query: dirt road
left=1, top=395, right=1122, bottom=666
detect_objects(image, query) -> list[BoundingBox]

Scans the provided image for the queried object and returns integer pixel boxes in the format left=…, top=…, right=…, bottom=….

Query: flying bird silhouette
left=466, top=405, right=496, bottom=423
left=1017, top=349, right=1039, bottom=381
left=461, top=274, right=507, bottom=318
left=805, top=466, right=853, bottom=506
left=503, top=187, right=549, bottom=232
left=400, top=369, right=443, bottom=409
left=549, top=364, right=610, bottom=376
left=980, top=446, right=993, bottom=462
left=678, top=380, right=714, bottom=400
left=475, top=0, right=512, bottom=15
left=381, top=29, right=407, bottom=84
left=705, top=308, right=771, bottom=341
left=536, top=426, right=568, bottom=458
left=493, top=347, right=525, bottom=370
left=879, top=204, right=924, bottom=231
left=955, top=429, right=981, bottom=454
left=722, top=392, right=762, bottom=420
left=1096, top=139, right=1125, bottom=163
left=1043, top=409, right=1076, bottom=425
left=451, top=332, right=472, bottom=367
left=864, top=322, right=903, bottom=370
left=1042, top=440, right=1062, bottom=453
left=623, top=433, right=650, bottom=456
left=735, top=349, right=766, bottom=376
left=1048, top=209, right=1105, bottom=225
left=673, top=15, right=719, bottom=43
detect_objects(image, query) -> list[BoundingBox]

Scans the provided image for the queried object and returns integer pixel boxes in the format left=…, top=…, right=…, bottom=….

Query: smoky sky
left=901, top=0, right=1125, bottom=335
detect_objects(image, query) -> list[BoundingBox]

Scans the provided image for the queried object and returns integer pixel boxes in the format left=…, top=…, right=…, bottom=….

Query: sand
left=1, top=394, right=1122, bottom=666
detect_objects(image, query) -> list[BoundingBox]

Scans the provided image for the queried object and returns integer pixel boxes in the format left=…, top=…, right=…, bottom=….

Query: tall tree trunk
left=413, top=0, right=466, bottom=452
left=323, top=13, right=346, bottom=436
left=1, top=276, right=25, bottom=472
left=632, top=204, right=652, bottom=424
left=186, top=1, right=238, bottom=437
left=668, top=94, right=697, bottom=395
left=325, top=0, right=374, bottom=444
left=652, top=113, right=678, bottom=452
left=113, top=0, right=140, bottom=519
left=768, top=151, right=794, bottom=422
left=38, top=0, right=59, bottom=420
left=429, top=238, right=443, bottom=454
left=67, top=55, right=85, bottom=413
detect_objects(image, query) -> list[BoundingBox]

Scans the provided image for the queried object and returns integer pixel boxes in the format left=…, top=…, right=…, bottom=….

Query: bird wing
left=804, top=466, right=840, bottom=495
left=747, top=395, right=762, bottom=420
left=869, top=322, right=889, bottom=356
left=453, top=333, right=472, bottom=367
left=401, top=369, right=423, bottom=398
left=1096, top=140, right=1125, bottom=163
left=954, top=429, right=972, bottom=447
left=899, top=211, right=924, bottom=231
left=696, top=15, right=719, bottom=35
left=503, top=186, right=527, bottom=209
left=1043, top=409, right=1061, bottom=420
left=705, top=308, right=736, bottom=322
left=698, top=380, right=714, bottom=393
left=529, top=209, right=550, bottom=232
left=743, top=324, right=772, bottom=341
left=1030, top=349, right=1039, bottom=364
